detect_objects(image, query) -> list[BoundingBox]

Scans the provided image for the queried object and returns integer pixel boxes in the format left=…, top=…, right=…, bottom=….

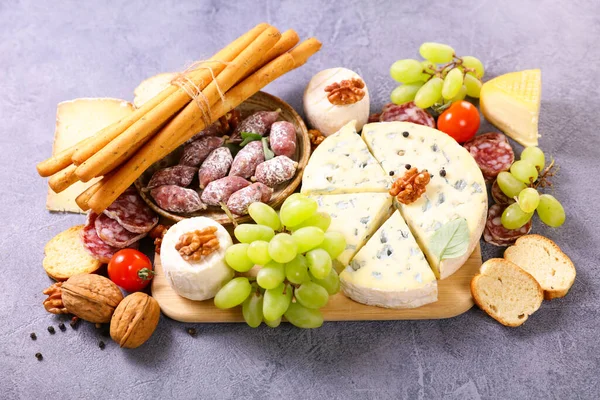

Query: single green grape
left=225, top=243, right=254, bottom=272
left=242, top=289, right=263, bottom=328
left=280, top=197, right=318, bottom=227
left=419, top=42, right=455, bottom=63
left=248, top=202, right=281, bottom=231
left=284, top=302, right=324, bottom=329
left=461, top=56, right=485, bottom=79
left=442, top=68, right=464, bottom=100
left=510, top=160, right=539, bottom=184
left=268, top=233, right=298, bottom=263
left=390, top=59, right=424, bottom=83
left=521, top=147, right=545, bottom=171
left=281, top=193, right=304, bottom=211
left=264, top=317, right=281, bottom=328
left=285, top=254, right=310, bottom=284
left=320, top=231, right=346, bottom=260
left=214, top=277, right=252, bottom=309
left=497, top=171, right=527, bottom=198
left=414, top=76, right=443, bottom=109
left=449, top=85, right=468, bottom=102
left=295, top=281, right=330, bottom=309
left=256, top=261, right=285, bottom=290
left=289, top=212, right=331, bottom=232
left=292, top=227, right=325, bottom=254
left=263, top=283, right=293, bottom=322
left=309, top=268, right=341, bottom=295
left=306, top=248, right=332, bottom=280
left=390, top=83, right=423, bottom=105
left=463, top=74, right=482, bottom=98
left=234, top=224, right=274, bottom=244
left=246, top=240, right=272, bottom=266
left=501, top=203, right=534, bottom=230
left=537, top=194, right=566, bottom=227
left=518, top=188, right=540, bottom=213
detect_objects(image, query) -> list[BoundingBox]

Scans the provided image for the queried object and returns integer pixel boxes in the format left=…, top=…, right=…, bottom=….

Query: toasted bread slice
left=471, top=258, right=543, bottom=327
left=43, top=225, right=102, bottom=281
left=133, top=72, right=177, bottom=108
left=504, top=234, right=575, bottom=300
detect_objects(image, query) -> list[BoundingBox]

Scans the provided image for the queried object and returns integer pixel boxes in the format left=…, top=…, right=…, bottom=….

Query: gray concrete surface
left=1, top=0, right=599, bottom=399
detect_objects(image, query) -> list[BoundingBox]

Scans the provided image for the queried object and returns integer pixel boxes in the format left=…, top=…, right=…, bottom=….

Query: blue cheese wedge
left=340, top=211, right=438, bottom=308
left=307, top=192, right=393, bottom=267
left=362, top=122, right=487, bottom=279
left=301, top=120, right=391, bottom=195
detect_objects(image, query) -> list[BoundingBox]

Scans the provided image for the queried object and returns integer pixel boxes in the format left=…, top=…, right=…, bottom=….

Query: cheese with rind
left=340, top=211, right=437, bottom=308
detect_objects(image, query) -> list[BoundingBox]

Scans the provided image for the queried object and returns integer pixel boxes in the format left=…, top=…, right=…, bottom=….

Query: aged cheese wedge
left=307, top=192, right=393, bottom=267
left=362, top=122, right=487, bottom=279
left=340, top=211, right=437, bottom=309
left=133, top=72, right=177, bottom=108
left=301, top=121, right=391, bottom=195
left=480, top=69, right=541, bottom=147
left=46, top=98, right=135, bottom=213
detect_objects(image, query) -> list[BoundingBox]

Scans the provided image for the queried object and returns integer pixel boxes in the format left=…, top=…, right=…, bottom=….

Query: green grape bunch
left=497, top=146, right=565, bottom=230
left=389, top=42, right=485, bottom=110
left=214, top=195, right=347, bottom=329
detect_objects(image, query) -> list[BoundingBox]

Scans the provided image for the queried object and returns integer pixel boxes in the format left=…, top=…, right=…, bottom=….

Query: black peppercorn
left=35, top=353, right=43, bottom=361
left=440, top=169, right=447, bottom=177
left=99, top=341, right=106, bottom=350
left=402, top=131, right=409, bottom=138
left=58, top=323, right=66, bottom=331
left=47, top=326, right=55, bottom=334
left=187, top=328, right=197, bottom=337
left=70, top=317, right=79, bottom=329
left=30, top=333, right=37, bottom=340
left=405, top=164, right=411, bottom=170
left=389, top=171, right=395, bottom=176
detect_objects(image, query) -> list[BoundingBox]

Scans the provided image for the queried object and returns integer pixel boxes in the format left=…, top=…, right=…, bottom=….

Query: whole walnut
left=110, top=292, right=160, bottom=349
left=61, top=274, right=124, bottom=323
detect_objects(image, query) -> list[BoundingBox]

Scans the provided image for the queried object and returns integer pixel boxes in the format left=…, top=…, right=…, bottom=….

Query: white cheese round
left=160, top=217, right=234, bottom=301
left=303, top=68, right=370, bottom=136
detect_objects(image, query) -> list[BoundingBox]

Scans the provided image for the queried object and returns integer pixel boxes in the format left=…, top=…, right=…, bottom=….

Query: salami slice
left=483, top=204, right=532, bottom=246
left=378, top=102, right=436, bottom=128
left=95, top=213, right=146, bottom=248
left=146, top=165, right=197, bottom=189
left=151, top=185, right=207, bottom=213
left=103, top=187, right=158, bottom=234
left=463, top=133, right=514, bottom=182
left=368, top=113, right=381, bottom=123
left=82, top=212, right=125, bottom=263
left=491, top=179, right=514, bottom=205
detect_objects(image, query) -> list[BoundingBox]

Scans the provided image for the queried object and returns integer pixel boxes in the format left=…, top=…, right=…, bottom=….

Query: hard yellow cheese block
left=133, top=72, right=177, bottom=108
left=46, top=98, right=134, bottom=213
left=480, top=69, right=541, bottom=147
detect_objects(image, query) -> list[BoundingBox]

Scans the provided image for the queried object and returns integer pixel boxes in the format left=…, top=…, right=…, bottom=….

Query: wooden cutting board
left=151, top=244, right=481, bottom=322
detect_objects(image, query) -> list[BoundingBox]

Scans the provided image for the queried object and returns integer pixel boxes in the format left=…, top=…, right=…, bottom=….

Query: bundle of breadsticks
left=36, top=23, right=321, bottom=214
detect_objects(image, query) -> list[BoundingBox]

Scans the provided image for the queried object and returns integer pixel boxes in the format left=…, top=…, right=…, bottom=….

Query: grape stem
left=219, top=202, right=239, bottom=227
left=531, top=158, right=557, bottom=189
left=426, top=56, right=477, bottom=80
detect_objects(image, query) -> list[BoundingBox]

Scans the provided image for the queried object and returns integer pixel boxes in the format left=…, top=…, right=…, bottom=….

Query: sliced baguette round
left=43, top=225, right=102, bottom=281
left=471, top=258, right=543, bottom=327
left=504, top=234, right=575, bottom=300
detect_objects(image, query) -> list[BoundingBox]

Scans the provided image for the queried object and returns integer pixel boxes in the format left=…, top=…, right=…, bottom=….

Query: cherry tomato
left=108, top=249, right=154, bottom=292
left=437, top=100, right=480, bottom=143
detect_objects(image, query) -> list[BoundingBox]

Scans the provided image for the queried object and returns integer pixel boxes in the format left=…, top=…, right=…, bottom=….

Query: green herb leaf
left=224, top=143, right=241, bottom=157
left=429, top=218, right=469, bottom=260
left=240, top=132, right=262, bottom=146
left=262, top=138, right=274, bottom=160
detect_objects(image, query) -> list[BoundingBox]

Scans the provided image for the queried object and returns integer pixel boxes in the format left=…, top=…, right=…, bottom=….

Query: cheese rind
left=340, top=211, right=437, bottom=308
left=306, top=192, right=393, bottom=267
left=46, top=98, right=135, bottom=213
left=301, top=121, right=391, bottom=195
left=133, top=72, right=177, bottom=108
left=362, top=122, right=487, bottom=279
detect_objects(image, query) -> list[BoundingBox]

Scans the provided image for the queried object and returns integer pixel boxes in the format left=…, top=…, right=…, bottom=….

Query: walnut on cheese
left=303, top=68, right=370, bottom=136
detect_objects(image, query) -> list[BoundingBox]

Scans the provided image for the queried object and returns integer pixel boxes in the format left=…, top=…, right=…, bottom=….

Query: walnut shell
left=110, top=292, right=160, bottom=349
left=61, top=274, right=124, bottom=323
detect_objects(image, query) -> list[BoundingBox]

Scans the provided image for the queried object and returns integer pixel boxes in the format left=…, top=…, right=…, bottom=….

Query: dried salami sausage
left=150, top=185, right=207, bottom=213
left=483, top=204, right=532, bottom=246
left=229, top=141, right=264, bottom=178
left=201, top=176, right=251, bottom=206
left=198, top=147, right=233, bottom=188
left=82, top=212, right=127, bottom=263
left=253, top=156, right=297, bottom=187
left=229, top=110, right=280, bottom=143
left=226, top=183, right=273, bottom=215
left=463, top=133, right=514, bottom=182
left=378, top=102, right=436, bottom=128
left=146, top=165, right=197, bottom=189
left=95, top=213, right=146, bottom=248
left=269, top=121, right=296, bottom=158
left=103, top=187, right=158, bottom=234
left=180, top=136, right=225, bottom=167
left=185, top=122, right=226, bottom=144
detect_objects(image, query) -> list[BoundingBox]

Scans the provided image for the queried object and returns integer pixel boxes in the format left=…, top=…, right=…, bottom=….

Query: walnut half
left=324, top=78, right=366, bottom=105
left=43, top=282, right=68, bottom=314
left=390, top=167, right=430, bottom=205
left=176, top=226, right=220, bottom=261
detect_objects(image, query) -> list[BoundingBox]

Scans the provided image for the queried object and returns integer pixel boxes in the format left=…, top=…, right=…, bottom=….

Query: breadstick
left=288, top=37, right=322, bottom=67
left=48, top=164, right=79, bottom=193
left=88, top=52, right=301, bottom=213
left=75, top=176, right=106, bottom=211
left=36, top=137, right=93, bottom=177
left=78, top=26, right=281, bottom=180
left=243, top=29, right=299, bottom=79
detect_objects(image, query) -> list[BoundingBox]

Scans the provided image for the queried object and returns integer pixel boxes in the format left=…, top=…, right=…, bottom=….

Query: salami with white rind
left=103, top=187, right=159, bottom=234
left=229, top=141, right=264, bottom=178
left=463, top=133, right=515, bottom=182
left=198, top=147, right=233, bottom=188
left=95, top=213, right=146, bottom=248
left=146, top=165, right=197, bottom=189
left=378, top=102, right=436, bottom=128
left=483, top=204, right=532, bottom=246
left=201, top=176, right=251, bottom=206
left=180, top=136, right=225, bottom=167
left=269, top=121, right=297, bottom=158
left=253, top=156, right=297, bottom=187
left=151, top=185, right=207, bottom=214
left=227, top=183, right=273, bottom=215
